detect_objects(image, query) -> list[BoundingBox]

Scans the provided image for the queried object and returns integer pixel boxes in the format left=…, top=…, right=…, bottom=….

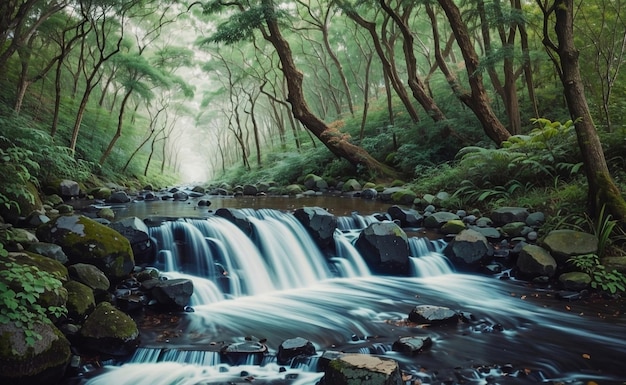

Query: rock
left=559, top=271, right=592, bottom=291
left=67, top=263, right=110, bottom=291
left=0, top=181, right=42, bottom=224
left=173, top=191, right=189, bottom=201
left=355, top=222, right=410, bottom=275
left=79, top=302, right=139, bottom=356
left=89, top=187, right=112, bottom=200
left=602, top=256, right=626, bottom=274
left=501, top=222, right=527, bottom=237
left=392, top=336, right=432, bottom=355
left=60, top=179, right=80, bottom=198
left=360, top=188, right=378, bottom=200
left=526, top=211, right=545, bottom=226
left=64, top=280, right=95, bottom=320
left=0, top=321, right=71, bottom=385
left=443, top=229, right=492, bottom=267
left=491, top=207, right=529, bottom=226
left=221, top=340, right=267, bottom=365
left=387, top=206, right=423, bottom=228
left=25, top=242, right=68, bottom=264
left=109, top=217, right=154, bottom=264
left=379, top=187, right=403, bottom=202
left=215, top=208, right=252, bottom=235
left=294, top=207, right=337, bottom=250
left=23, top=211, right=50, bottom=227
left=108, top=191, right=131, bottom=203
left=408, top=305, right=458, bottom=325
left=97, top=207, right=115, bottom=221
left=303, top=174, right=329, bottom=191
left=277, top=337, right=316, bottom=365
left=191, top=185, right=206, bottom=193
left=285, top=184, right=303, bottom=195
left=440, top=219, right=466, bottom=235
left=389, top=189, right=417, bottom=205
left=541, top=229, right=598, bottom=263
left=468, top=225, right=501, bottom=240
left=423, top=211, right=461, bottom=228
left=36, top=214, right=135, bottom=280
left=319, top=353, right=402, bottom=385
left=242, top=184, right=258, bottom=196
left=516, top=244, right=557, bottom=278
left=151, top=278, right=193, bottom=309
left=342, top=178, right=362, bottom=192
left=10, top=227, right=39, bottom=244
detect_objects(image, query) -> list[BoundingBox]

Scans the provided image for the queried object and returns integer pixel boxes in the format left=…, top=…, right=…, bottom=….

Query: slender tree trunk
left=540, top=0, right=626, bottom=221
left=261, top=0, right=398, bottom=178
left=100, top=88, right=132, bottom=165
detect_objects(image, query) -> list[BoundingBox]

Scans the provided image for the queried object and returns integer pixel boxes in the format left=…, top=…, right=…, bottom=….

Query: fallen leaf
left=582, top=353, right=591, bottom=359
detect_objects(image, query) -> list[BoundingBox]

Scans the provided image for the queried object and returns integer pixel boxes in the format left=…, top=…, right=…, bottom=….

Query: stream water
left=80, top=196, right=626, bottom=385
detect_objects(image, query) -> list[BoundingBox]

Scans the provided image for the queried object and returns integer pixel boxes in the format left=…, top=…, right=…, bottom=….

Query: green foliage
left=568, top=253, right=626, bottom=294
left=0, top=257, right=67, bottom=349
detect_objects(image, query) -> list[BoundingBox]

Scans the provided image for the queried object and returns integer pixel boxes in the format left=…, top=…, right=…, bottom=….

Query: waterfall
left=408, top=236, right=454, bottom=276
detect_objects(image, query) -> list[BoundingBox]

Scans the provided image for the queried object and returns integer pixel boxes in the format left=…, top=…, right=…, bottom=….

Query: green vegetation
left=568, top=253, right=626, bottom=294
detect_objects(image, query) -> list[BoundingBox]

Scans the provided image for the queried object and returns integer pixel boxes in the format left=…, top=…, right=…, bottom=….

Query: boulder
left=109, top=217, right=154, bottom=264
left=64, top=280, right=95, bottom=320
left=242, top=184, right=258, bottom=196
left=59, top=179, right=80, bottom=198
left=440, top=219, right=466, bottom=235
left=423, top=211, right=461, bottom=228
left=303, top=174, right=329, bottom=191
left=97, top=207, right=115, bottom=221
left=276, top=337, right=316, bottom=365
left=0, top=321, right=71, bottom=385
left=215, top=208, right=252, bottom=236
left=516, top=244, right=557, bottom=279
left=342, top=178, right=362, bottom=192
left=355, top=222, right=410, bottom=275
left=390, top=189, right=417, bottom=205
left=491, top=207, right=529, bottom=226
left=285, top=184, right=303, bottom=195
left=319, top=353, right=402, bottom=385
left=172, top=191, right=189, bottom=201
left=36, top=214, right=135, bottom=280
left=0, top=181, right=42, bottom=224
left=501, top=222, right=528, bottom=237
left=151, top=278, right=194, bottom=309
left=220, top=339, right=267, bottom=366
left=541, top=229, right=598, bottom=263
left=25, top=243, right=68, bottom=265
left=108, top=191, right=131, bottom=203
left=408, top=305, right=458, bottom=325
left=67, top=263, right=110, bottom=292
left=293, top=207, right=337, bottom=250
left=79, top=301, right=139, bottom=356
left=89, top=187, right=112, bottom=200
left=379, top=187, right=404, bottom=202
left=443, top=229, right=492, bottom=267
left=559, top=271, right=592, bottom=291
left=387, top=206, right=423, bottom=228
left=392, top=336, right=432, bottom=355
left=360, top=188, right=378, bottom=200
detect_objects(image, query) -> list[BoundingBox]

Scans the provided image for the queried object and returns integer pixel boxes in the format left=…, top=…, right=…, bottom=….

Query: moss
left=64, top=280, right=95, bottom=318
left=80, top=302, right=138, bottom=340
left=595, top=171, right=626, bottom=223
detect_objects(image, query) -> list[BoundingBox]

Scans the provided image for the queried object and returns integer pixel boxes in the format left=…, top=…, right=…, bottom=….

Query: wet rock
left=500, top=222, right=527, bottom=237
left=221, top=340, right=267, bottom=366
left=277, top=337, right=316, bottom=365
left=151, top=278, right=193, bottom=309
left=392, top=336, right=432, bottom=355
left=408, top=305, right=458, bottom=325
left=355, top=222, right=410, bottom=275
left=36, top=214, right=134, bottom=280
left=440, top=219, right=466, bottom=235
left=541, top=229, right=598, bottom=263
left=173, top=191, right=189, bottom=201
left=60, top=179, right=80, bottom=198
left=68, top=263, right=110, bottom=292
left=379, top=187, right=403, bottom=202
left=389, top=189, right=417, bottom=205
left=25, top=242, right=68, bottom=264
left=0, top=321, right=71, bottom=385
left=303, top=174, right=328, bottom=191
left=342, top=178, right=362, bottom=192
left=97, top=207, right=115, bottom=221
left=387, top=206, right=423, bottom=228
left=215, top=208, right=252, bottom=235
left=23, top=211, right=50, bottom=227
left=444, top=229, right=492, bottom=267
left=319, top=353, right=402, bottom=385
left=423, top=211, right=461, bottom=229
left=516, top=244, right=557, bottom=279
left=89, top=187, right=112, bottom=200
left=559, top=271, right=592, bottom=291
left=64, top=280, right=95, bottom=320
left=490, top=207, right=529, bottom=226
left=108, top=191, right=131, bottom=203
left=361, top=188, right=378, bottom=200
left=109, top=217, right=154, bottom=264
left=79, top=302, right=139, bottom=356
left=294, top=207, right=337, bottom=249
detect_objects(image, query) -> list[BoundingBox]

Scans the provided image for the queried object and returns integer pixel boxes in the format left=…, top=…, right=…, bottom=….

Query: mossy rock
left=285, top=184, right=304, bottom=195
left=36, top=215, right=134, bottom=280
left=342, top=178, right=362, bottom=192
left=64, top=280, right=95, bottom=320
left=79, top=302, right=139, bottom=356
left=390, top=189, right=417, bottom=205
left=0, top=181, right=43, bottom=225
left=88, top=187, right=112, bottom=200
left=0, top=321, right=71, bottom=385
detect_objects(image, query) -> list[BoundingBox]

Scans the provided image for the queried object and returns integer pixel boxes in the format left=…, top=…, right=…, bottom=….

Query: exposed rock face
left=443, top=229, right=492, bottom=267
left=276, top=337, right=316, bottom=365
left=387, top=206, right=423, bottom=228
left=320, top=353, right=402, bottom=385
left=408, top=305, right=458, bottom=325
left=150, top=278, right=194, bottom=309
left=36, top=215, right=135, bottom=280
left=541, top=229, right=598, bottom=263
left=79, top=302, right=139, bottom=356
left=516, top=244, right=557, bottom=279
left=0, top=321, right=71, bottom=385
left=355, top=222, right=410, bottom=275
left=109, top=217, right=154, bottom=264
left=294, top=207, right=337, bottom=250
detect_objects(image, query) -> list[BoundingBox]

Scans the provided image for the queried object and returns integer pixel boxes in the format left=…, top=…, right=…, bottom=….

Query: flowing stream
left=83, top=204, right=626, bottom=385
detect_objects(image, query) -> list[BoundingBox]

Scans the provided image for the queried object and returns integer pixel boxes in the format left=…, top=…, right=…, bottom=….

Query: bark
left=261, top=0, right=398, bottom=179
left=436, top=0, right=511, bottom=145
left=541, top=0, right=626, bottom=222
left=99, top=88, right=132, bottom=165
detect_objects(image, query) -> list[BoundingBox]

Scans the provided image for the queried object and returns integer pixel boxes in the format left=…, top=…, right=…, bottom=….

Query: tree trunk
left=100, top=88, right=133, bottom=165
left=544, top=0, right=626, bottom=222
left=262, top=0, right=398, bottom=179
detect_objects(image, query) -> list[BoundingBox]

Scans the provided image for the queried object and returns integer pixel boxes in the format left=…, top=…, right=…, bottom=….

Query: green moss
left=80, top=302, right=138, bottom=340
left=64, top=280, right=95, bottom=317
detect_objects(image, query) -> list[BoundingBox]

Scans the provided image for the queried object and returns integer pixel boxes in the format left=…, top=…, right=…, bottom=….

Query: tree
left=537, top=0, right=626, bottom=222
left=200, top=0, right=398, bottom=178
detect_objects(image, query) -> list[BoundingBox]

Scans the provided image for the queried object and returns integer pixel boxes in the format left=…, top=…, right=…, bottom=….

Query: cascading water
left=83, top=209, right=626, bottom=385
